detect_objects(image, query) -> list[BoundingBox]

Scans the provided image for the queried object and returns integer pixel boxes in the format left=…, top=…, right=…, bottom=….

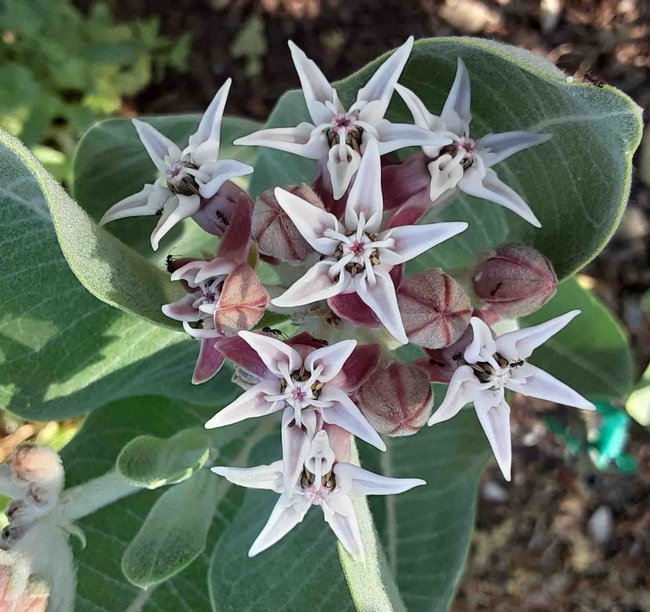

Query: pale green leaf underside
left=249, top=37, right=642, bottom=280
left=116, top=428, right=210, bottom=488
left=62, top=395, right=252, bottom=612
left=523, top=276, right=634, bottom=402
left=0, top=120, right=252, bottom=420
left=122, top=469, right=219, bottom=588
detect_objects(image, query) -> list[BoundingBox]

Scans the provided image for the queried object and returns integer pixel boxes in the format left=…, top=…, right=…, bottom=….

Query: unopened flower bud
left=356, top=362, right=433, bottom=437
left=397, top=269, right=472, bottom=349
left=473, top=243, right=557, bottom=318
left=15, top=579, right=48, bottom=612
left=252, top=185, right=324, bottom=264
left=10, top=446, right=64, bottom=494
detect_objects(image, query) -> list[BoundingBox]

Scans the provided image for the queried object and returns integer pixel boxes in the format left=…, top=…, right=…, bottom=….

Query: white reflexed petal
left=428, top=365, right=480, bottom=426
left=464, top=317, right=498, bottom=364
left=427, top=154, right=464, bottom=202
left=132, top=119, right=181, bottom=173
left=355, top=267, right=407, bottom=345
left=182, top=320, right=220, bottom=339
left=354, top=36, right=413, bottom=123
left=185, top=78, right=231, bottom=164
left=305, top=340, right=357, bottom=382
left=317, top=385, right=386, bottom=451
left=169, top=259, right=205, bottom=285
left=204, top=380, right=283, bottom=428
left=477, top=131, right=552, bottom=168
left=288, top=41, right=339, bottom=125
left=495, top=310, right=581, bottom=360
left=441, top=57, right=472, bottom=137
left=459, top=159, right=541, bottom=228
left=378, top=221, right=467, bottom=266
left=281, top=408, right=316, bottom=496
left=193, top=257, right=237, bottom=283
left=475, top=399, right=512, bottom=481
left=234, top=123, right=329, bottom=159
left=328, top=141, right=361, bottom=201
left=323, top=495, right=364, bottom=561
left=394, top=84, right=434, bottom=129
left=197, top=159, right=254, bottom=199
left=211, top=460, right=284, bottom=493
left=372, top=120, right=451, bottom=154
left=161, top=292, right=201, bottom=322
left=150, top=193, right=201, bottom=251
left=249, top=495, right=310, bottom=557
left=99, top=181, right=168, bottom=226
left=345, top=139, right=383, bottom=233
left=333, top=462, right=425, bottom=498
left=274, top=187, right=339, bottom=254
left=271, top=261, right=349, bottom=308
left=513, top=363, right=595, bottom=410
left=238, top=330, right=302, bottom=377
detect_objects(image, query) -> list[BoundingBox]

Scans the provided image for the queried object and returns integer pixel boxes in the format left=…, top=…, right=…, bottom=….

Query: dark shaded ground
left=72, top=0, right=650, bottom=609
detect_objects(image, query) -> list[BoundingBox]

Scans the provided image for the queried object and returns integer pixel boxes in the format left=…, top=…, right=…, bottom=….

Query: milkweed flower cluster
left=101, top=38, right=595, bottom=558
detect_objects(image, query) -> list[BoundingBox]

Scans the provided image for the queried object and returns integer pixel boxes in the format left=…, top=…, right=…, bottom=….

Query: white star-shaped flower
left=234, top=38, right=450, bottom=200
left=212, top=429, right=425, bottom=560
left=270, top=139, right=467, bottom=344
left=205, top=331, right=386, bottom=452
left=99, top=79, right=253, bottom=250
left=395, top=58, right=552, bottom=227
left=429, top=311, right=595, bottom=480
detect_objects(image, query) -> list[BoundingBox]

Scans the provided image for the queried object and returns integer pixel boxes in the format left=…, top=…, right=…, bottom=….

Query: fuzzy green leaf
left=116, top=429, right=210, bottom=489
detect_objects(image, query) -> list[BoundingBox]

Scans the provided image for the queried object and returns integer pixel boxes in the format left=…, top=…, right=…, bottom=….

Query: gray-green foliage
left=116, top=429, right=210, bottom=488
left=0, top=36, right=642, bottom=612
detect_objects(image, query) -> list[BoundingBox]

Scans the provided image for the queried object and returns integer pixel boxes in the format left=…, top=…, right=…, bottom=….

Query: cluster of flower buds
left=101, top=37, right=595, bottom=557
left=0, top=445, right=75, bottom=612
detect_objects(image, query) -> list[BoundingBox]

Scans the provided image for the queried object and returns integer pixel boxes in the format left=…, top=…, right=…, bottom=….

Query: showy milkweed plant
left=0, top=36, right=641, bottom=611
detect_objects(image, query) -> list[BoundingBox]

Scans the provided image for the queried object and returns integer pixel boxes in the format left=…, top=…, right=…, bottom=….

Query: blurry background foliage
left=0, top=0, right=191, bottom=181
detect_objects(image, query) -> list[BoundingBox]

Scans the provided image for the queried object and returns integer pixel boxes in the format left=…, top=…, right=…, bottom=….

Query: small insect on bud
left=252, top=185, right=324, bottom=265
left=356, top=362, right=433, bottom=437
left=473, top=243, right=557, bottom=318
left=397, top=269, right=472, bottom=349
left=9, top=445, right=64, bottom=494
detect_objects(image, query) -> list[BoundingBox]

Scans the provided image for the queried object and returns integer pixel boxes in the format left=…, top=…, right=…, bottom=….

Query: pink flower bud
left=252, top=185, right=324, bottom=264
left=397, top=269, right=472, bottom=349
left=9, top=446, right=63, bottom=492
left=473, top=243, right=557, bottom=318
left=15, top=580, right=48, bottom=612
left=192, top=180, right=251, bottom=238
left=356, top=362, right=433, bottom=437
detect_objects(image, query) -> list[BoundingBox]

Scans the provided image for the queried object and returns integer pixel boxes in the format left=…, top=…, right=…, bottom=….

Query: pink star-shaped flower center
left=330, top=113, right=356, bottom=134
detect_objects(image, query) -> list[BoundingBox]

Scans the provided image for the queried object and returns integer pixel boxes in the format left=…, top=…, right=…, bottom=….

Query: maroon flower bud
left=252, top=185, right=324, bottom=264
left=356, top=362, right=433, bottom=437
left=473, top=243, right=557, bottom=318
left=397, top=269, right=472, bottom=349
left=9, top=446, right=63, bottom=492
left=192, top=180, right=252, bottom=238
left=415, top=309, right=499, bottom=383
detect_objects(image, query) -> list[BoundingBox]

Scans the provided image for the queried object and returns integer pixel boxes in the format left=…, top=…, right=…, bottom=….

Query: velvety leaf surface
left=0, top=127, right=181, bottom=328
left=61, top=395, right=257, bottom=612
left=523, top=276, right=634, bottom=402
left=363, top=408, right=491, bottom=612
left=116, top=428, right=210, bottom=488
left=122, top=469, right=219, bottom=587
left=0, top=126, right=240, bottom=420
left=247, top=37, right=642, bottom=280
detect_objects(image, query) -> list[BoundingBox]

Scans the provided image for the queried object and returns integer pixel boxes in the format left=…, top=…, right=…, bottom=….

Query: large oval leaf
left=62, top=395, right=256, bottom=612
left=247, top=37, right=642, bottom=280
left=0, top=123, right=243, bottom=420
